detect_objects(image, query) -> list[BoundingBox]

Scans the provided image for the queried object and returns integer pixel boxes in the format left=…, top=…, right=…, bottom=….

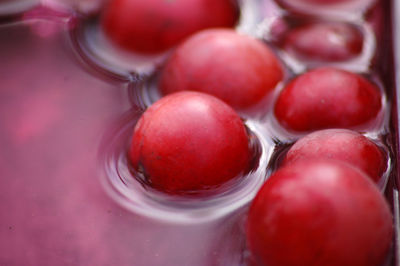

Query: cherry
left=278, top=0, right=362, bottom=5
left=247, top=160, right=393, bottom=266
left=129, top=91, right=251, bottom=194
left=295, top=0, right=354, bottom=4
left=274, top=0, right=375, bottom=16
left=283, top=129, right=386, bottom=183
left=283, top=22, right=364, bottom=62
left=274, top=67, right=382, bottom=132
left=160, top=29, right=284, bottom=113
left=101, top=0, right=239, bottom=54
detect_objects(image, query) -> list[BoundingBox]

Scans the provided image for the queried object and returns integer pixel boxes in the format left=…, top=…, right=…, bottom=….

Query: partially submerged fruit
left=247, top=160, right=393, bottom=266
left=274, top=67, right=382, bottom=132
left=160, top=29, right=283, bottom=113
left=129, top=91, right=251, bottom=194
left=283, top=129, right=387, bottom=183
left=283, top=22, right=364, bottom=62
left=101, top=0, right=239, bottom=54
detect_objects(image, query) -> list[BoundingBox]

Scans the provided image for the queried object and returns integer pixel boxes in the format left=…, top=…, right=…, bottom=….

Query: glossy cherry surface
left=295, top=0, right=355, bottom=4
left=129, top=91, right=251, bottom=194
left=247, top=160, right=393, bottom=266
left=101, top=0, right=239, bottom=54
left=160, top=29, right=283, bottom=112
left=283, top=22, right=364, bottom=62
left=283, top=129, right=387, bottom=183
left=274, top=67, right=382, bottom=132
left=277, top=0, right=363, bottom=5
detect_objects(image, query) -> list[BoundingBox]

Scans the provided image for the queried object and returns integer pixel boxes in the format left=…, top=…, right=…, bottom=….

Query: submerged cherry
left=283, top=129, right=387, bottom=183
left=293, top=0, right=357, bottom=4
left=276, top=0, right=370, bottom=6
left=129, top=91, right=251, bottom=194
left=283, top=22, right=364, bottom=62
left=160, top=29, right=283, bottom=113
left=101, top=0, right=239, bottom=54
left=247, top=160, right=393, bottom=266
left=274, top=67, right=382, bottom=132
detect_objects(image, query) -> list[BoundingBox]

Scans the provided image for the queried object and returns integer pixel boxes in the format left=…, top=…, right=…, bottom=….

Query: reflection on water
left=0, top=1, right=398, bottom=265
left=0, top=11, right=260, bottom=266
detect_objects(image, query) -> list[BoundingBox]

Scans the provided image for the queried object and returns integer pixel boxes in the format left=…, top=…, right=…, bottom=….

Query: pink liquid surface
left=0, top=1, right=398, bottom=266
left=0, top=16, right=250, bottom=266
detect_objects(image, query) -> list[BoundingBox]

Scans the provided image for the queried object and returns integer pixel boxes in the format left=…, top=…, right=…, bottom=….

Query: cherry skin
left=278, top=0, right=363, bottom=5
left=274, top=67, right=382, bottom=132
left=283, top=129, right=386, bottom=183
left=274, top=0, right=375, bottom=17
left=295, top=0, right=355, bottom=4
left=129, top=91, right=251, bottom=194
left=159, top=29, right=284, bottom=113
left=283, top=22, right=363, bottom=62
left=246, top=160, right=393, bottom=266
left=101, top=0, right=239, bottom=54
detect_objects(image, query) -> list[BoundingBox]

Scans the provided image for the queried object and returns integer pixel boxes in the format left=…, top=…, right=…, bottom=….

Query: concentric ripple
left=99, top=111, right=275, bottom=224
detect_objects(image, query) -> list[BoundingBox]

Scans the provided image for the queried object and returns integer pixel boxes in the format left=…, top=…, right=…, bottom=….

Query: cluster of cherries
left=100, top=0, right=394, bottom=265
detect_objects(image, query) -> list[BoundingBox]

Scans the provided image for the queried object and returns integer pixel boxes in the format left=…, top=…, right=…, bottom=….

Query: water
left=0, top=0, right=398, bottom=265
left=0, top=4, right=253, bottom=266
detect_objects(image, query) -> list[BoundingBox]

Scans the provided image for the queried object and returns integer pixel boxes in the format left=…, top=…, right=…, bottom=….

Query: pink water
left=0, top=16, right=248, bottom=266
left=0, top=0, right=398, bottom=266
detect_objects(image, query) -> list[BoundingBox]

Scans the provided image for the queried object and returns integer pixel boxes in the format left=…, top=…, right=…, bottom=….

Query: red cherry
left=283, top=129, right=387, bottom=183
left=283, top=22, right=364, bottom=62
left=278, top=0, right=360, bottom=5
left=295, top=0, right=354, bottom=4
left=247, top=160, right=393, bottom=266
left=274, top=67, right=382, bottom=132
left=274, top=0, right=375, bottom=16
left=129, top=91, right=251, bottom=194
left=101, top=0, right=239, bottom=54
left=159, top=29, right=284, bottom=113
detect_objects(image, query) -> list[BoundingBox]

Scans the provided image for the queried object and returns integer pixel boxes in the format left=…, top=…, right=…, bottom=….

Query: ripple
left=99, top=111, right=274, bottom=224
left=0, top=0, right=38, bottom=17
left=69, top=17, right=166, bottom=81
left=274, top=0, right=377, bottom=19
left=68, top=0, right=264, bottom=81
